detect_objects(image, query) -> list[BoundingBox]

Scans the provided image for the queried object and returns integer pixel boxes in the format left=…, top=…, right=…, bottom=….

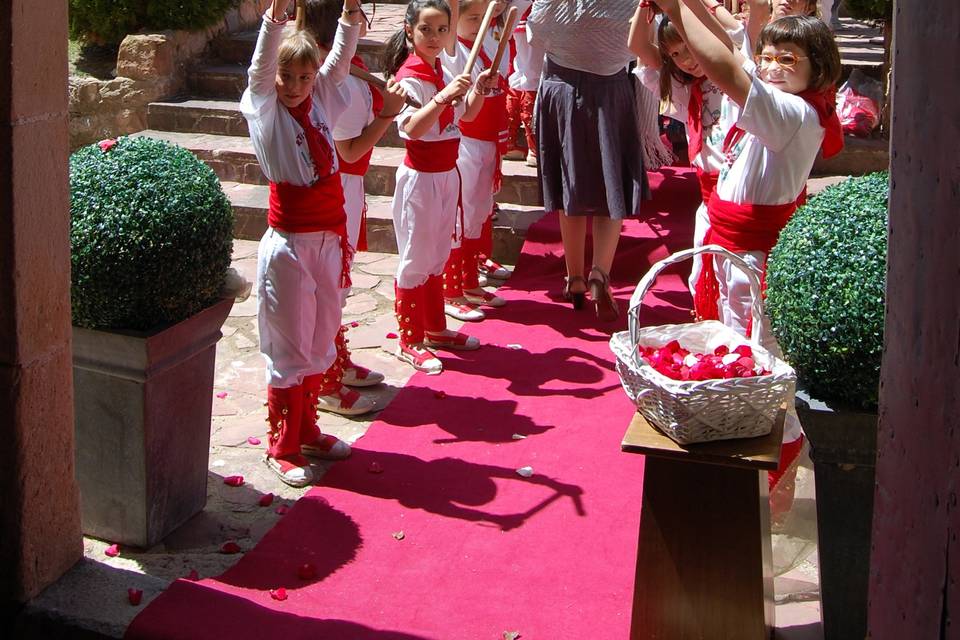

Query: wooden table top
left=621, top=410, right=785, bottom=471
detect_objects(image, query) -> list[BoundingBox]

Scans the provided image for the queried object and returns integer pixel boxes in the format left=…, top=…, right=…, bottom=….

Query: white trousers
left=457, top=137, right=497, bottom=241
left=340, top=172, right=365, bottom=251
left=716, top=250, right=802, bottom=442
left=339, top=173, right=365, bottom=307
left=392, top=164, right=460, bottom=289
left=257, top=228, right=343, bottom=388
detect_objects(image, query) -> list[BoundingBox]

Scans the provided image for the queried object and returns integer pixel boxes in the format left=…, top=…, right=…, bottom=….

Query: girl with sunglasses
left=648, top=0, right=842, bottom=512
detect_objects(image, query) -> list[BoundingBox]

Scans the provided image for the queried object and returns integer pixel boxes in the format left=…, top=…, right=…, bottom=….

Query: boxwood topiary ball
left=70, top=136, right=234, bottom=331
left=766, top=172, right=888, bottom=410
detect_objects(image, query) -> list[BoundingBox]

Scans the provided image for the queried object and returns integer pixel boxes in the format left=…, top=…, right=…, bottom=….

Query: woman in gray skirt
left=529, top=0, right=649, bottom=323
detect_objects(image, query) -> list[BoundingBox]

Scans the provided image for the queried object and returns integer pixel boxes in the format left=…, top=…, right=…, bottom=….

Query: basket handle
left=627, top=244, right=766, bottom=349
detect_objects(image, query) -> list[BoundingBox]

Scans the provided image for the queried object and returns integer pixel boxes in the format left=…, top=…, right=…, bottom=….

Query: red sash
left=457, top=36, right=509, bottom=192
left=403, top=139, right=460, bottom=173
left=694, top=167, right=719, bottom=205
left=268, top=178, right=353, bottom=287
left=395, top=54, right=453, bottom=132
left=692, top=191, right=797, bottom=324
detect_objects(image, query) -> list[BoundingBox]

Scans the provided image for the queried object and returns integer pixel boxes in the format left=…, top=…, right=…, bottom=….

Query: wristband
left=433, top=94, right=452, bottom=106
left=707, top=2, right=723, bottom=14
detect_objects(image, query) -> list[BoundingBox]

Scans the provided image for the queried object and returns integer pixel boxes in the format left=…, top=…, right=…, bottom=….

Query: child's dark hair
left=657, top=16, right=695, bottom=104
left=757, top=16, right=841, bottom=92
left=302, top=0, right=342, bottom=50
left=381, top=0, right=451, bottom=76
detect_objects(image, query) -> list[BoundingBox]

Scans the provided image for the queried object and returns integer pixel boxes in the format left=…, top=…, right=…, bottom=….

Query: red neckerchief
left=722, top=85, right=844, bottom=160
left=395, top=53, right=453, bottom=131
left=286, top=94, right=334, bottom=179
left=798, top=85, right=843, bottom=159
left=687, top=77, right=707, bottom=160
left=351, top=55, right=383, bottom=115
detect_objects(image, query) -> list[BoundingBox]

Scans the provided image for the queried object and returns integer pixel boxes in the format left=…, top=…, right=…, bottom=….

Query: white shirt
left=715, top=69, right=826, bottom=206
left=240, top=15, right=359, bottom=186
left=635, top=68, right=728, bottom=175
left=509, top=1, right=545, bottom=91
left=395, top=52, right=468, bottom=143
left=333, top=75, right=374, bottom=142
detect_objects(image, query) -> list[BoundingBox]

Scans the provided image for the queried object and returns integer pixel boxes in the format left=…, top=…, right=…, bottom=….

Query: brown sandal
left=587, top=266, right=619, bottom=323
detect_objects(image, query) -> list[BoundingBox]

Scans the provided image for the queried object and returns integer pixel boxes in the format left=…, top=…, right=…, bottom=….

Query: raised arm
left=654, top=0, right=752, bottom=106
left=445, top=0, right=460, bottom=57
left=687, top=0, right=736, bottom=52
left=317, top=1, right=364, bottom=85
left=628, top=2, right=663, bottom=70
left=744, top=0, right=771, bottom=52
left=247, top=0, right=296, bottom=97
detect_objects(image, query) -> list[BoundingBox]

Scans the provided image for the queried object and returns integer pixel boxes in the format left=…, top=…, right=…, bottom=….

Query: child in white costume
left=303, top=0, right=409, bottom=396
left=651, top=0, right=843, bottom=506
left=629, top=1, right=744, bottom=296
left=240, top=0, right=366, bottom=486
left=441, top=0, right=510, bottom=320
left=505, top=0, right=543, bottom=167
left=382, top=0, right=498, bottom=375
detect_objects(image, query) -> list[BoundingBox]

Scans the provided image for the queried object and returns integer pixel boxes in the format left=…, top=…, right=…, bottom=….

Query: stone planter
left=72, top=297, right=234, bottom=548
left=796, top=393, right=878, bottom=640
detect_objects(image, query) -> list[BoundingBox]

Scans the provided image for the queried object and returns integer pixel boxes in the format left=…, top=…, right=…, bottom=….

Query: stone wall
left=68, top=0, right=270, bottom=149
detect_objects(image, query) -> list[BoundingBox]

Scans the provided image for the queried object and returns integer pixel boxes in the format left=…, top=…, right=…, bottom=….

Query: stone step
left=812, top=135, right=888, bottom=177
left=147, top=97, right=403, bottom=147
left=211, top=3, right=408, bottom=70
left=133, top=129, right=543, bottom=206
left=221, top=180, right=546, bottom=263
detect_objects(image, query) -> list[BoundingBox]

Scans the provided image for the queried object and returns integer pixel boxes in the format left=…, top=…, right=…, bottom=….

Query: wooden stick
left=463, top=1, right=500, bottom=76
left=350, top=64, right=423, bottom=109
left=490, top=6, right=519, bottom=75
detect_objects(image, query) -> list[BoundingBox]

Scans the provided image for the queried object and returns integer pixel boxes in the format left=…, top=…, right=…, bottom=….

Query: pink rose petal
left=220, top=541, right=242, bottom=554
left=350, top=321, right=359, bottom=328
left=275, top=505, right=290, bottom=515
left=216, top=392, right=228, bottom=399
left=298, top=563, right=317, bottom=580
left=128, top=588, right=143, bottom=606
left=270, top=587, right=288, bottom=601
left=105, top=544, right=120, bottom=558
left=185, top=569, right=200, bottom=581
left=259, top=492, right=275, bottom=507
left=368, top=461, right=384, bottom=474
left=386, top=332, right=398, bottom=339
left=98, top=138, right=118, bottom=152
left=247, top=436, right=262, bottom=446
left=223, top=475, right=244, bottom=487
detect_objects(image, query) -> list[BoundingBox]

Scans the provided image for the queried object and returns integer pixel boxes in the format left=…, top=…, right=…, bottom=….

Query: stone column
left=868, top=1, right=960, bottom=637
left=0, top=0, right=82, bottom=614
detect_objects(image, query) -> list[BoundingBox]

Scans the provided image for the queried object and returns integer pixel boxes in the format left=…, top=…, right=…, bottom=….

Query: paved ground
left=32, top=232, right=826, bottom=638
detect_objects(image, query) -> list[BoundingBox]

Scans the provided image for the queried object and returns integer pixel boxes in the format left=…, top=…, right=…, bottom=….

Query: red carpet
left=127, top=168, right=701, bottom=640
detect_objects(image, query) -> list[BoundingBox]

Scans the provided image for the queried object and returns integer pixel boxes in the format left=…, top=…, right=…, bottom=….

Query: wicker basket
left=610, top=245, right=796, bottom=445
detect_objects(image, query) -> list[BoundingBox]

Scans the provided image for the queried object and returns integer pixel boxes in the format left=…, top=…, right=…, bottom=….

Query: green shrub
left=766, top=172, right=888, bottom=410
left=70, top=136, right=234, bottom=331
left=69, top=0, right=240, bottom=45
left=843, top=0, right=892, bottom=21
